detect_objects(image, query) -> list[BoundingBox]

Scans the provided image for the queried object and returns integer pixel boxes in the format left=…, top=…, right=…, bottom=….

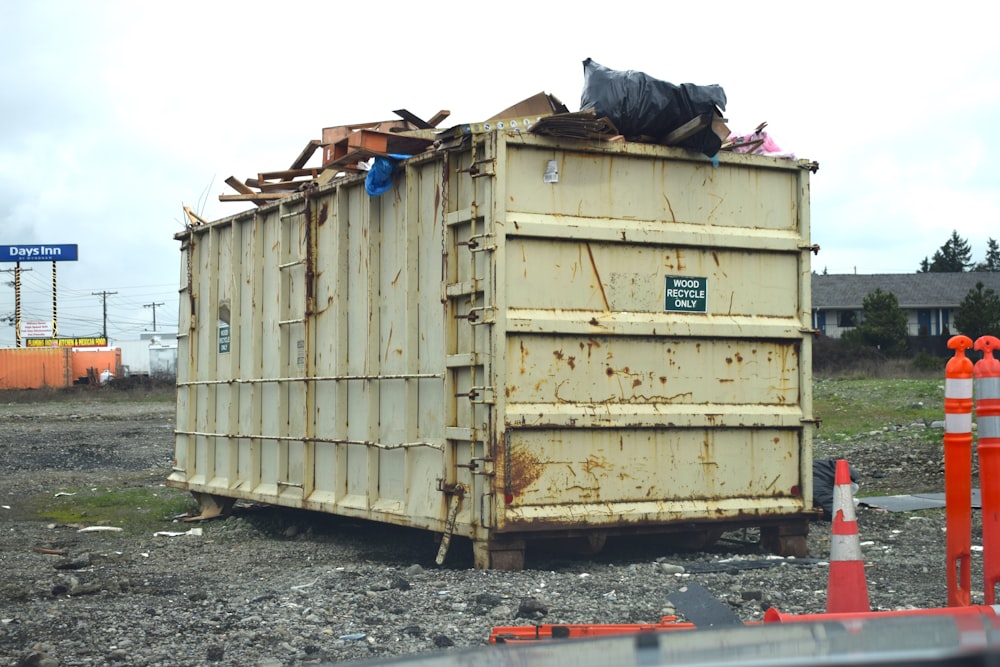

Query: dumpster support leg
left=435, top=486, right=465, bottom=565
left=761, top=519, right=810, bottom=558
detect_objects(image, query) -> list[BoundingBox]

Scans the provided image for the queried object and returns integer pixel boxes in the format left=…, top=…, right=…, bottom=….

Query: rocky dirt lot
left=0, top=386, right=982, bottom=666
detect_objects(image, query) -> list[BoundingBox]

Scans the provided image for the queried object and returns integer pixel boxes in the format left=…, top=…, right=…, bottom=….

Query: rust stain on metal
left=583, top=454, right=609, bottom=476
left=632, top=379, right=642, bottom=388
left=318, top=201, right=329, bottom=225
left=507, top=445, right=543, bottom=496
left=519, top=340, right=529, bottom=375
left=391, top=269, right=402, bottom=287
left=304, top=199, right=315, bottom=318
left=584, top=242, right=611, bottom=311
left=706, top=193, right=724, bottom=222
left=568, top=356, right=576, bottom=370
left=662, top=194, right=677, bottom=222
left=605, top=366, right=615, bottom=377
left=659, top=376, right=667, bottom=384
left=712, top=251, right=719, bottom=266
left=579, top=338, right=602, bottom=359
left=553, top=349, right=564, bottom=361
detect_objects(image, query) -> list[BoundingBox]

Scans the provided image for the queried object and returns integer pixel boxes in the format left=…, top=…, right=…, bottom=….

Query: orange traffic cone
left=826, top=458, right=871, bottom=613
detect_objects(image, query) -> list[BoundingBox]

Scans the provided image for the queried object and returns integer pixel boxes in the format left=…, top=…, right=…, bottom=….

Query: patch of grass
left=813, top=377, right=944, bottom=440
left=31, top=484, right=197, bottom=536
left=1, top=382, right=176, bottom=404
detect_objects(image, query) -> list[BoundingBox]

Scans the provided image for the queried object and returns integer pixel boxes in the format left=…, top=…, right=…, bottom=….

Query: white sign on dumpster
left=19, top=320, right=54, bottom=338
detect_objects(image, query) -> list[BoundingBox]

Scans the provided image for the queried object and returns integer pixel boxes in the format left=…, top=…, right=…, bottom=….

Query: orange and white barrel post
left=946, top=334, right=974, bottom=607
left=975, top=335, right=1000, bottom=604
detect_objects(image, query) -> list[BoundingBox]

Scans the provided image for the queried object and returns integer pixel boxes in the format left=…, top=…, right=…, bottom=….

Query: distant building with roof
left=811, top=272, right=1000, bottom=339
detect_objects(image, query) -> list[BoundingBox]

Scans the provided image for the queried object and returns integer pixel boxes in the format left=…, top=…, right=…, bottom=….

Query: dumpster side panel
left=491, top=137, right=813, bottom=531
left=171, top=157, right=457, bottom=533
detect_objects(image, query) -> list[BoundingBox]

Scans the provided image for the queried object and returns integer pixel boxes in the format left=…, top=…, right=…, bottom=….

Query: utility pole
left=3, top=266, right=32, bottom=347
left=92, top=291, right=117, bottom=339
left=144, top=301, right=164, bottom=332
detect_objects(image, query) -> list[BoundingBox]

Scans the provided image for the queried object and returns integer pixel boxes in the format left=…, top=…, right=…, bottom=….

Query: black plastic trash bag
left=813, top=458, right=860, bottom=521
left=579, top=58, right=727, bottom=157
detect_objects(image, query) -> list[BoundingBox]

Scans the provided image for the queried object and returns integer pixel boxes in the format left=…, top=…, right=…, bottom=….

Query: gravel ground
left=0, top=386, right=981, bottom=666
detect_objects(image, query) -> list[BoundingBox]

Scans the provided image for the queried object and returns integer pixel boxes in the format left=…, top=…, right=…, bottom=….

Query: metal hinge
left=457, top=158, right=496, bottom=178
left=455, top=385, right=495, bottom=404
left=456, top=233, right=496, bottom=252
left=454, top=306, right=495, bottom=325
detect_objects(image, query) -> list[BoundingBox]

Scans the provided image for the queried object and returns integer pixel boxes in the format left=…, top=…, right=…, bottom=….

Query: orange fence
left=0, top=348, right=122, bottom=390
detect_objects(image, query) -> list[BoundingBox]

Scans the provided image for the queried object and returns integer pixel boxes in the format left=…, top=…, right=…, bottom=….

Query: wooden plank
left=182, top=205, right=208, bottom=226
left=258, top=168, right=322, bottom=180
left=394, top=109, right=434, bottom=130
left=392, top=109, right=452, bottom=130
left=246, top=179, right=312, bottom=193
left=324, top=130, right=434, bottom=167
left=289, top=139, right=322, bottom=170
left=663, top=113, right=711, bottom=145
left=219, top=193, right=287, bottom=202
left=223, top=176, right=269, bottom=206
left=427, top=110, right=451, bottom=128
left=322, top=120, right=413, bottom=145
left=224, top=176, right=257, bottom=195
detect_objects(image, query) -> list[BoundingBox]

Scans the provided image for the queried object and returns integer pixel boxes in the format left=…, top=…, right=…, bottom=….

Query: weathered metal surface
left=168, top=133, right=816, bottom=567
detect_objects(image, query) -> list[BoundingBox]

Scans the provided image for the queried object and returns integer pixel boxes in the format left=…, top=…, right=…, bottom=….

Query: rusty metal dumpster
left=168, top=130, right=818, bottom=569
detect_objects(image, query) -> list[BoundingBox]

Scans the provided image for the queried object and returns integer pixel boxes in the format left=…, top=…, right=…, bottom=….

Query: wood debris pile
left=217, top=91, right=795, bottom=208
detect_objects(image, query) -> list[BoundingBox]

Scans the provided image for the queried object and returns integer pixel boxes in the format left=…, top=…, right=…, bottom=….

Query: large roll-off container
left=168, top=130, right=819, bottom=568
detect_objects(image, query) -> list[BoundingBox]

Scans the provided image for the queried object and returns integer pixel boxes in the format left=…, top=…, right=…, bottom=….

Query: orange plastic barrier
left=975, top=335, right=1000, bottom=604
left=764, top=604, right=1000, bottom=624
left=489, top=616, right=696, bottom=643
left=945, top=335, right=975, bottom=606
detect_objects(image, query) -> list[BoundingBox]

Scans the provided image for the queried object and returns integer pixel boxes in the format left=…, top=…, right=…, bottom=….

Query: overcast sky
left=2, top=2, right=998, bottom=346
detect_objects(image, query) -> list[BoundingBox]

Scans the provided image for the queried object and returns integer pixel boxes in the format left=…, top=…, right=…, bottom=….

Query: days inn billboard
left=1, top=244, right=78, bottom=262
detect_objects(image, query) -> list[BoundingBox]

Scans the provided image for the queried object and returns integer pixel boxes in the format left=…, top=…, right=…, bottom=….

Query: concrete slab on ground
left=858, top=489, right=981, bottom=512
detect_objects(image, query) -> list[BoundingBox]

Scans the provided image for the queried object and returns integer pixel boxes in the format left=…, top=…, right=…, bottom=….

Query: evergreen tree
left=926, top=230, right=973, bottom=272
left=954, top=282, right=1000, bottom=341
left=857, top=288, right=910, bottom=356
left=976, top=238, right=1000, bottom=272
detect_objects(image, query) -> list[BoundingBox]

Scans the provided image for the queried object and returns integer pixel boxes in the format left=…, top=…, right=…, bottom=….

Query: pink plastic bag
left=726, top=123, right=795, bottom=159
